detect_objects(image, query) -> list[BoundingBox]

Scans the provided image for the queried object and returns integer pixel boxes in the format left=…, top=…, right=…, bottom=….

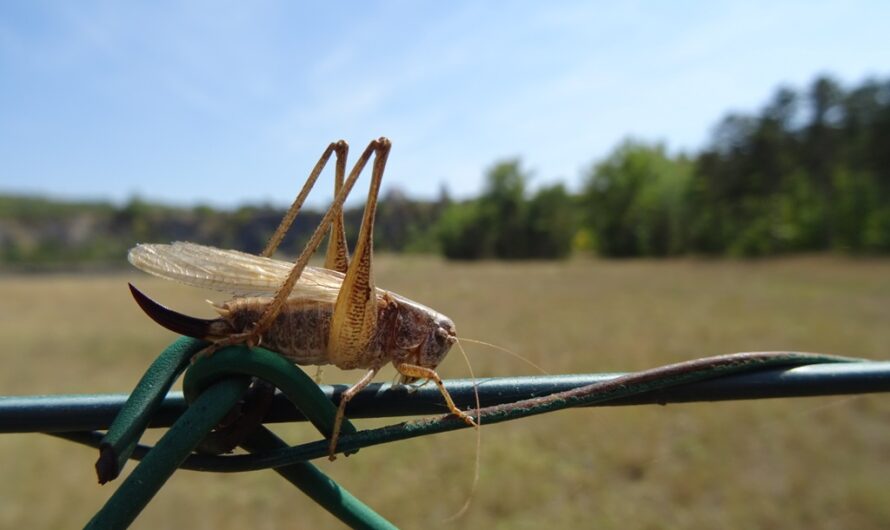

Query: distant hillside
left=0, top=191, right=448, bottom=269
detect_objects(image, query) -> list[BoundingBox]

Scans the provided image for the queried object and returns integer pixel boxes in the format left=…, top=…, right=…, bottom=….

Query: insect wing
left=128, top=242, right=343, bottom=302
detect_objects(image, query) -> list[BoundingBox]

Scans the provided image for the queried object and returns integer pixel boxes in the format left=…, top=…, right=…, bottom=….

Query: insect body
left=127, top=138, right=476, bottom=459
left=128, top=243, right=458, bottom=376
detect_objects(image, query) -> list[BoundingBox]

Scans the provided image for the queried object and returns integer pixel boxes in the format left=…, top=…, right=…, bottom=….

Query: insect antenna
left=443, top=337, right=482, bottom=522
left=441, top=338, right=548, bottom=519
left=458, top=337, right=550, bottom=375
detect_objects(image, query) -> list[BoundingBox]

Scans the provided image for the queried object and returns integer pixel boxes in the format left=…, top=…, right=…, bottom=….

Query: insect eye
left=435, top=327, right=456, bottom=347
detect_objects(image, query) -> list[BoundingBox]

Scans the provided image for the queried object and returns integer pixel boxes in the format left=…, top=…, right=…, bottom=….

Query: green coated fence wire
left=94, top=336, right=201, bottom=483
left=4, top=333, right=882, bottom=529
left=89, top=338, right=391, bottom=530
left=87, top=376, right=252, bottom=529
left=83, top=349, right=865, bottom=475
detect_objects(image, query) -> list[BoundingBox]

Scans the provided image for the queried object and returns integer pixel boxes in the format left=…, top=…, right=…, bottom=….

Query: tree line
left=1, top=74, right=888, bottom=267
left=441, top=74, right=890, bottom=258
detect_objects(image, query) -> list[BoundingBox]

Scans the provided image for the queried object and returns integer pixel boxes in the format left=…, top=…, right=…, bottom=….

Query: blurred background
left=1, top=2, right=889, bottom=529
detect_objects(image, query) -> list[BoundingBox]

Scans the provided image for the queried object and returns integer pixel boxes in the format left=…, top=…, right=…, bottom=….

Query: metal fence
left=2, top=336, right=888, bottom=529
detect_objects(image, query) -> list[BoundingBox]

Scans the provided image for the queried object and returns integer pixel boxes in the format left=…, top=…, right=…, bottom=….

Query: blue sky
left=1, top=1, right=888, bottom=208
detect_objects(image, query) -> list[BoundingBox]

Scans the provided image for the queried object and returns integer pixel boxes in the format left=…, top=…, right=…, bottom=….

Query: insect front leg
left=396, top=363, right=477, bottom=427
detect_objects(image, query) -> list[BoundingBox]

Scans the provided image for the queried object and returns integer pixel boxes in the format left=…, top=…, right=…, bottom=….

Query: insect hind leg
left=324, top=142, right=350, bottom=273
left=231, top=138, right=392, bottom=347
left=327, top=137, right=391, bottom=369
left=261, top=140, right=349, bottom=258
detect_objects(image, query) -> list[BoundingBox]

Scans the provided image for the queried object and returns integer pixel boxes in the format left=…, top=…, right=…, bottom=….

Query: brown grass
left=1, top=255, right=889, bottom=529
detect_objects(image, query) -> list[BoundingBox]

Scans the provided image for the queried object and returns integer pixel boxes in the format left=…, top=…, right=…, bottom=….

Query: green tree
left=479, top=160, right=530, bottom=259
left=689, top=75, right=890, bottom=256
left=526, top=184, right=576, bottom=259
left=438, top=201, right=488, bottom=259
left=438, top=159, right=576, bottom=260
left=581, top=140, right=692, bottom=257
left=438, top=159, right=530, bottom=260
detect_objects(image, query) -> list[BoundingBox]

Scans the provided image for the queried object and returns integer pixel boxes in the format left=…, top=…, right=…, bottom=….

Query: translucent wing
left=128, top=242, right=344, bottom=303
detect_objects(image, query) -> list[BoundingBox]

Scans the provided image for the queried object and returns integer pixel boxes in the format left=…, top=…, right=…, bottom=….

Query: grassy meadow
left=1, top=256, right=889, bottom=529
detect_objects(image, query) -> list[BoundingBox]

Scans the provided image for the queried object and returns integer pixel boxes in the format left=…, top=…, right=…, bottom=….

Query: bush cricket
left=127, top=138, right=477, bottom=460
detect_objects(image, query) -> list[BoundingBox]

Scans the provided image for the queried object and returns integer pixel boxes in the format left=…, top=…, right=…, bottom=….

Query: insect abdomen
left=219, top=298, right=333, bottom=365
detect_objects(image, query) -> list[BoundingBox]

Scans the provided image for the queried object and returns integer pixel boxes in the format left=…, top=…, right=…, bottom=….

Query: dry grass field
left=1, top=256, right=888, bottom=529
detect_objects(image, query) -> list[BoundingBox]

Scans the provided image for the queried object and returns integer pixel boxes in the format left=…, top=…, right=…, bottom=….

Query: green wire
left=91, top=339, right=394, bottom=529
left=184, top=345, right=357, bottom=444
left=241, top=426, right=398, bottom=530
left=86, top=343, right=858, bottom=528
left=96, top=336, right=204, bottom=483
left=87, top=376, right=251, bottom=529
left=122, top=351, right=861, bottom=472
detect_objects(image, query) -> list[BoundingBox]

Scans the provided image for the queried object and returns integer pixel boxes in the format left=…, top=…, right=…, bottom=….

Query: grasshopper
left=127, top=138, right=476, bottom=459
